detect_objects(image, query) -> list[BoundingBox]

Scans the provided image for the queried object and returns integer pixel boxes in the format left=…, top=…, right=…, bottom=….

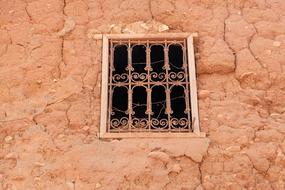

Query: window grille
left=100, top=34, right=203, bottom=138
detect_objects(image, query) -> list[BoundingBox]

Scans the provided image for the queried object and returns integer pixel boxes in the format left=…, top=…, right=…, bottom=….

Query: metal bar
left=109, top=129, right=193, bottom=133
left=127, top=40, right=133, bottom=131
left=182, top=39, right=192, bottom=132
left=145, top=41, right=152, bottom=131
left=109, top=81, right=190, bottom=86
left=102, top=132, right=206, bottom=139
left=107, top=40, right=114, bottom=132
left=164, top=41, right=172, bottom=131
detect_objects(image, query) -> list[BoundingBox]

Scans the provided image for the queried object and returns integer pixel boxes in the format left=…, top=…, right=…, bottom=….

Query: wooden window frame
left=99, top=33, right=205, bottom=138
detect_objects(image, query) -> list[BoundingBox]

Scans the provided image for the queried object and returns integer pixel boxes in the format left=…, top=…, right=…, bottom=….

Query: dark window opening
left=113, top=45, right=128, bottom=74
left=171, top=86, right=186, bottom=118
left=132, top=45, right=146, bottom=73
left=110, top=87, right=128, bottom=131
left=151, top=45, right=164, bottom=72
left=133, top=86, right=147, bottom=118
left=169, top=44, right=184, bottom=72
left=151, top=85, right=168, bottom=129
left=151, top=45, right=165, bottom=82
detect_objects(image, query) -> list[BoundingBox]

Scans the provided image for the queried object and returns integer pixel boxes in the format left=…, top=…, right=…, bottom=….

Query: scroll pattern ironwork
left=108, top=39, right=192, bottom=133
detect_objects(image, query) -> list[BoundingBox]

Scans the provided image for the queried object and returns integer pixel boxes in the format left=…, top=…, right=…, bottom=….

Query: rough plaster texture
left=0, top=0, right=285, bottom=189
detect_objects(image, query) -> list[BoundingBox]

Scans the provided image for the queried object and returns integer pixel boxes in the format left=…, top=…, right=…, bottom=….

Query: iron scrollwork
left=108, top=39, right=192, bottom=133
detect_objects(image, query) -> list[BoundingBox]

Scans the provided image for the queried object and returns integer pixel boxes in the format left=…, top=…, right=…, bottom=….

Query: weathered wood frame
left=99, top=33, right=204, bottom=138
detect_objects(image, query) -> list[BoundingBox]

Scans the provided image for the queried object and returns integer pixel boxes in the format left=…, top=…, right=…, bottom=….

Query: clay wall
left=0, top=0, right=285, bottom=189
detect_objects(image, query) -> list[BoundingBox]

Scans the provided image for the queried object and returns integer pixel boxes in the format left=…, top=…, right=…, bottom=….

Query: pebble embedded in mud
left=4, top=136, right=13, bottom=143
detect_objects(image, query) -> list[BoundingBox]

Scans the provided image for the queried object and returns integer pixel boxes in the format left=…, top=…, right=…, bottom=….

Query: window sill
left=100, top=132, right=206, bottom=139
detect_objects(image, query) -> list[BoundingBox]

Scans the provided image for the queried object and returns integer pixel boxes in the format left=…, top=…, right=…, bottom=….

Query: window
left=100, top=33, right=204, bottom=138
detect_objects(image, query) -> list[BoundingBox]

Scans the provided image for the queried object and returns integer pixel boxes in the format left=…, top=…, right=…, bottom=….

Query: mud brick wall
left=0, top=0, right=285, bottom=189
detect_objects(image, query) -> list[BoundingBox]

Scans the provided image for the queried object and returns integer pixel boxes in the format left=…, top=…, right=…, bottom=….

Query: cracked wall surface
left=0, top=0, right=285, bottom=189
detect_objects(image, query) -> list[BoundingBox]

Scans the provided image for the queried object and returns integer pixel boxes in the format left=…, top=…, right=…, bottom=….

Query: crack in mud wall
left=0, top=0, right=285, bottom=189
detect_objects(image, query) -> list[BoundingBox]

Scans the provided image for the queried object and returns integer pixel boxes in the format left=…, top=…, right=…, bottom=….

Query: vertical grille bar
left=164, top=41, right=172, bottom=131
left=107, top=40, right=114, bottom=132
left=127, top=40, right=133, bottom=131
left=145, top=41, right=152, bottom=131
left=182, top=39, right=192, bottom=131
